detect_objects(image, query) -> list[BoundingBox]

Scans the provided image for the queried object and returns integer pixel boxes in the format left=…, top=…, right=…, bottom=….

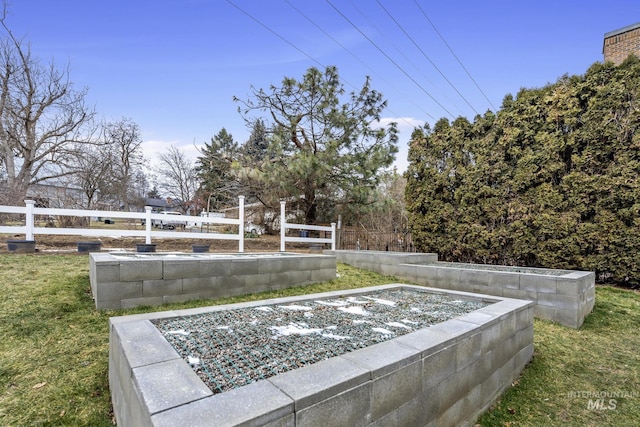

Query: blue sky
left=7, top=1, right=640, bottom=172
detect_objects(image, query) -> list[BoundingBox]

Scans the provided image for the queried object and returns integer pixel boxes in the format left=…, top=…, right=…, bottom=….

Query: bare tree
left=156, top=145, right=198, bottom=213
left=73, top=143, right=118, bottom=209
left=103, top=117, right=143, bottom=210
left=0, top=5, right=95, bottom=204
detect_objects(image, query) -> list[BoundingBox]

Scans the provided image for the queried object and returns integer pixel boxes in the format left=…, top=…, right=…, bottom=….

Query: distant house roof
left=146, top=198, right=168, bottom=208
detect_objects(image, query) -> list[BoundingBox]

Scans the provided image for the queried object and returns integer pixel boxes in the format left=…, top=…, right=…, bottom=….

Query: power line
left=414, top=1, right=497, bottom=111
left=376, top=0, right=479, bottom=116
left=326, top=0, right=455, bottom=119
left=225, top=0, right=325, bottom=70
left=225, top=1, right=419, bottom=139
left=283, top=0, right=435, bottom=121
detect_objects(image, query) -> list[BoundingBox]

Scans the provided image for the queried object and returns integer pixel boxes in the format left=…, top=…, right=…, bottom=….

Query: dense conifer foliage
left=406, top=57, right=640, bottom=285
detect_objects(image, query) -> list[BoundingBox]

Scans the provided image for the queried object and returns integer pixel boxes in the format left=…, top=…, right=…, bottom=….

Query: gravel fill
left=153, top=288, right=489, bottom=394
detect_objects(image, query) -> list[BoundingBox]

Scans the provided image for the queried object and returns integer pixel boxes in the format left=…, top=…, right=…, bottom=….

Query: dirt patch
left=0, top=234, right=313, bottom=254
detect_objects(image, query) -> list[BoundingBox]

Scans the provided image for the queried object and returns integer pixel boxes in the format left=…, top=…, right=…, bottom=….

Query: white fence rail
left=279, top=200, right=336, bottom=252
left=1, top=197, right=336, bottom=253
left=0, top=197, right=246, bottom=252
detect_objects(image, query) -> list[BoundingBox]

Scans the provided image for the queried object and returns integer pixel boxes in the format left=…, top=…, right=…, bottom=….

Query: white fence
left=0, top=198, right=337, bottom=252
left=280, top=201, right=336, bottom=251
left=0, top=197, right=246, bottom=252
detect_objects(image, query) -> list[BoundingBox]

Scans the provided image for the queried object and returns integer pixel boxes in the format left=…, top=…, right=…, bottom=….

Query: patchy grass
left=0, top=254, right=639, bottom=426
left=477, top=286, right=640, bottom=426
left=0, top=254, right=397, bottom=426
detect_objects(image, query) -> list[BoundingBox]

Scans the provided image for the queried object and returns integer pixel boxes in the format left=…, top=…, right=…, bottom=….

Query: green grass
left=0, top=254, right=639, bottom=426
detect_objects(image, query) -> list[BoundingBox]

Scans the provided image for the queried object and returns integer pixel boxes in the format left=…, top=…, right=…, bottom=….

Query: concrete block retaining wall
left=109, top=284, right=534, bottom=427
left=90, top=252, right=336, bottom=310
left=327, top=250, right=595, bottom=328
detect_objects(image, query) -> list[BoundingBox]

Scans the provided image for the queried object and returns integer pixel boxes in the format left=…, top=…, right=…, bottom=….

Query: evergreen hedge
left=405, top=57, right=640, bottom=286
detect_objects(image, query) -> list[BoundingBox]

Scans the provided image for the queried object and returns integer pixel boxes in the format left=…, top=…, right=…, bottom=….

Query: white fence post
left=331, top=222, right=336, bottom=251
left=144, top=206, right=152, bottom=244
left=238, top=195, right=245, bottom=253
left=25, top=200, right=35, bottom=241
left=280, top=200, right=286, bottom=252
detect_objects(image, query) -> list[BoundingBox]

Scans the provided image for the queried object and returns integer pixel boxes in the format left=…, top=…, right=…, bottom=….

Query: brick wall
left=603, top=23, right=640, bottom=65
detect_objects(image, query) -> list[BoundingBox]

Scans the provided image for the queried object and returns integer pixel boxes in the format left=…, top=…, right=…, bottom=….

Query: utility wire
left=415, top=0, right=496, bottom=111
left=225, top=0, right=326, bottom=71
left=326, top=0, right=455, bottom=119
left=284, top=0, right=435, bottom=121
left=225, top=0, right=417, bottom=138
left=376, top=0, right=479, bottom=116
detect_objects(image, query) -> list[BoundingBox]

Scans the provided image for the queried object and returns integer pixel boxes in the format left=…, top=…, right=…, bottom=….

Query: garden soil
left=0, top=234, right=312, bottom=254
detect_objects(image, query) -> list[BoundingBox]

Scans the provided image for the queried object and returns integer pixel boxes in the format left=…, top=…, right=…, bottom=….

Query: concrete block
left=520, top=275, right=557, bottom=293
left=489, top=334, right=518, bottom=371
left=271, top=270, right=312, bottom=286
left=197, top=260, right=225, bottom=277
left=370, top=360, right=422, bottom=421
left=436, top=266, right=461, bottom=287
left=459, top=269, right=492, bottom=289
left=555, top=308, right=580, bottom=329
left=474, top=285, right=503, bottom=297
left=395, top=327, right=454, bottom=357
left=459, top=384, right=484, bottom=425
left=555, top=278, right=581, bottom=295
left=120, top=260, right=163, bottom=281
left=516, top=343, right=534, bottom=370
left=150, top=381, right=294, bottom=427
left=515, top=306, right=534, bottom=329
left=182, top=276, right=220, bottom=294
left=227, top=258, right=259, bottom=275
left=515, top=325, right=534, bottom=352
left=132, top=358, right=212, bottom=415
left=258, top=257, right=296, bottom=274
left=422, top=344, right=457, bottom=389
left=394, top=264, right=419, bottom=282
left=429, top=319, right=478, bottom=341
left=499, top=312, right=517, bottom=338
left=268, top=356, right=369, bottom=411
left=295, top=382, right=372, bottom=427
left=163, top=260, right=199, bottom=280
left=219, top=274, right=249, bottom=290
left=95, top=281, right=142, bottom=302
left=454, top=332, right=482, bottom=371
left=456, top=310, right=496, bottom=327
left=501, top=287, right=536, bottom=301
left=94, top=263, right=121, bottom=283
left=96, top=299, right=122, bottom=310
left=395, top=394, right=437, bottom=427
left=533, top=304, right=557, bottom=323
left=111, top=320, right=180, bottom=368
left=487, top=271, right=521, bottom=290
left=341, top=340, right=420, bottom=379
left=537, top=293, right=579, bottom=312
left=436, top=360, right=482, bottom=414
left=142, top=279, right=183, bottom=298
left=479, top=321, right=502, bottom=354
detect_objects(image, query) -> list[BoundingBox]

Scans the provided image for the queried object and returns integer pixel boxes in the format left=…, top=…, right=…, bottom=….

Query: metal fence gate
left=337, top=227, right=415, bottom=252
